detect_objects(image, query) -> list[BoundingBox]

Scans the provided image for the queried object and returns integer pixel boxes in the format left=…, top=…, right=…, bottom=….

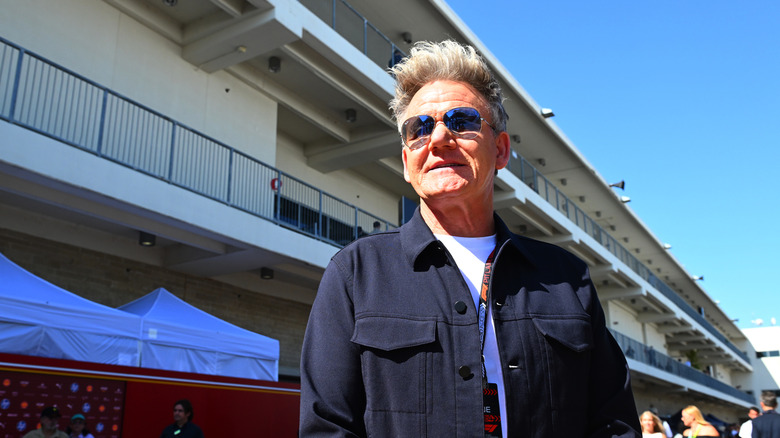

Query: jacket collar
left=400, top=207, right=538, bottom=270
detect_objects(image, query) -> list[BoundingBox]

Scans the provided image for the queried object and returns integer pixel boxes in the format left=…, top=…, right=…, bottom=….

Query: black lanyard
left=478, top=247, right=497, bottom=384
left=479, top=247, right=502, bottom=438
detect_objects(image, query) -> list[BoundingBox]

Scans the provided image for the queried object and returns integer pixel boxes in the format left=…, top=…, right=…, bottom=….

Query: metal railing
left=610, top=329, right=753, bottom=404
left=299, top=0, right=406, bottom=70
left=506, top=154, right=750, bottom=364
left=0, top=36, right=395, bottom=247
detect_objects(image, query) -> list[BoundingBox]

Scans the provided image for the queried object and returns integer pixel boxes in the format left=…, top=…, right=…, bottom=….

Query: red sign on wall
left=0, top=370, right=125, bottom=438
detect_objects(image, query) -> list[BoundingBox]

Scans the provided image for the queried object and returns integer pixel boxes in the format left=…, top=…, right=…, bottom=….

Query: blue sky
left=446, top=0, right=780, bottom=329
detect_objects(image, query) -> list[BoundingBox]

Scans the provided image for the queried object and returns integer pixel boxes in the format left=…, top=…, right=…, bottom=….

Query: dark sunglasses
left=400, top=107, right=495, bottom=150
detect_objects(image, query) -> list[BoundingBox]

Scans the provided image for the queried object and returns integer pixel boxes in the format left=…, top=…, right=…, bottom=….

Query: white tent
left=0, top=252, right=141, bottom=366
left=118, top=288, right=279, bottom=381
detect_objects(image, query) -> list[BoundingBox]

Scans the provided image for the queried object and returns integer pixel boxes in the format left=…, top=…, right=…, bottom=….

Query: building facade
left=737, top=326, right=780, bottom=401
left=0, top=0, right=758, bottom=428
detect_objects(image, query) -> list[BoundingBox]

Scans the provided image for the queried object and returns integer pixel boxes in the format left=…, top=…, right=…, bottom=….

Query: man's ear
left=402, top=148, right=411, bottom=183
left=494, top=131, right=511, bottom=170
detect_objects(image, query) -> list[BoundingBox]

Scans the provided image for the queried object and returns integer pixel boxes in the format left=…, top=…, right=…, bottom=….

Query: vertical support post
left=96, top=89, right=108, bottom=156
left=8, top=47, right=25, bottom=122
left=167, top=121, right=177, bottom=182
left=226, top=148, right=234, bottom=205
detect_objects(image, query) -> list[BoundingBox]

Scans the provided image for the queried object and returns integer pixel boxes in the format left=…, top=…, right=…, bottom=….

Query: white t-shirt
left=738, top=419, right=752, bottom=438
left=435, top=233, right=507, bottom=438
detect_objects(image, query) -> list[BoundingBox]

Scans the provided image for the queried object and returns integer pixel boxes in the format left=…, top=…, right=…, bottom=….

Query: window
left=756, top=350, right=780, bottom=358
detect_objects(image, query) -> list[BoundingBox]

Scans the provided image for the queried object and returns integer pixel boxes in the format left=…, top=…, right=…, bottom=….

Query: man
left=752, top=391, right=780, bottom=437
left=739, top=406, right=761, bottom=438
left=23, top=406, right=68, bottom=438
left=160, top=399, right=204, bottom=438
left=299, top=40, right=640, bottom=437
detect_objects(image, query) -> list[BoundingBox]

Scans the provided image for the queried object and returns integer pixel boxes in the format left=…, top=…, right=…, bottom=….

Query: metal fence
left=0, top=36, right=395, bottom=247
left=299, top=0, right=406, bottom=70
left=610, top=329, right=754, bottom=404
left=506, top=153, right=750, bottom=364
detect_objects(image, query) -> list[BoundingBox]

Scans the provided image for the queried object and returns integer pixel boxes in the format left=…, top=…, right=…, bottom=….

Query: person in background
left=299, top=39, right=640, bottom=438
left=650, top=407, right=673, bottom=438
left=23, top=406, right=68, bottom=438
left=739, top=407, right=761, bottom=438
left=65, top=413, right=94, bottom=438
left=640, top=411, right=666, bottom=438
left=680, top=405, right=719, bottom=438
left=160, top=399, right=204, bottom=438
left=752, top=391, right=780, bottom=438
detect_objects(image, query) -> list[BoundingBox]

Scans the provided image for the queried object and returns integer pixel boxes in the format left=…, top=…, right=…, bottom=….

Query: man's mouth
left=430, top=163, right=462, bottom=170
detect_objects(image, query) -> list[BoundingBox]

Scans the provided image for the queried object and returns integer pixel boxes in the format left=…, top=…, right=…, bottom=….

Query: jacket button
left=458, top=366, right=472, bottom=378
left=454, top=300, right=468, bottom=314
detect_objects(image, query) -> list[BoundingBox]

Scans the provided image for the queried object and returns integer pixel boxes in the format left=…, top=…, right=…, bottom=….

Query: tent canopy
left=0, top=252, right=141, bottom=365
left=118, top=288, right=279, bottom=381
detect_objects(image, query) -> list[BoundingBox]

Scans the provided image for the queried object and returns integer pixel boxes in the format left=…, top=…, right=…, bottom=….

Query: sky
left=445, top=0, right=780, bottom=329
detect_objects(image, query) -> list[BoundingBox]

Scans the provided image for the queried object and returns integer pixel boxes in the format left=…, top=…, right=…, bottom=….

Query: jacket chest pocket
left=351, top=316, right=437, bottom=415
left=530, top=317, right=594, bottom=417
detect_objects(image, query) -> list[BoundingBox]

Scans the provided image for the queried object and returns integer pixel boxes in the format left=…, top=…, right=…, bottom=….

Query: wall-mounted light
left=401, top=32, right=412, bottom=44
left=541, top=108, right=555, bottom=118
left=663, top=243, right=672, bottom=250
left=537, top=158, right=546, bottom=166
left=268, top=56, right=281, bottom=73
left=692, top=275, right=704, bottom=281
left=260, top=267, right=274, bottom=280
left=345, top=108, right=357, bottom=123
left=511, top=134, right=521, bottom=144
left=609, top=180, right=625, bottom=190
left=619, top=196, right=631, bottom=203
left=560, top=178, right=567, bottom=186
left=139, top=231, right=156, bottom=247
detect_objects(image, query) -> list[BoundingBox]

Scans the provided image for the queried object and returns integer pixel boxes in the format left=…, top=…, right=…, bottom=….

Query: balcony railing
left=0, top=36, right=395, bottom=247
left=299, top=0, right=406, bottom=70
left=506, top=153, right=750, bottom=365
left=610, top=329, right=753, bottom=404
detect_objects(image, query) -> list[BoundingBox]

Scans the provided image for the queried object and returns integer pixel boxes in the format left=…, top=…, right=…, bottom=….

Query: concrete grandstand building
left=0, top=0, right=757, bottom=427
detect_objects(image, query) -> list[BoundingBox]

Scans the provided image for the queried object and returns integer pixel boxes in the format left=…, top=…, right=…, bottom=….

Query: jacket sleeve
left=584, top=273, right=642, bottom=438
left=299, top=258, right=367, bottom=437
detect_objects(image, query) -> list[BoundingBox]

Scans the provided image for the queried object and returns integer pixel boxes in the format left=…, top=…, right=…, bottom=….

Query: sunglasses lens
left=401, top=107, right=486, bottom=149
left=402, top=115, right=434, bottom=149
left=444, top=107, right=482, bottom=134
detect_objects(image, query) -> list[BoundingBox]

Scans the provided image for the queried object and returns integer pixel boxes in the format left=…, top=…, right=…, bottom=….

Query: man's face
left=749, top=409, right=760, bottom=419
left=173, top=404, right=189, bottom=425
left=401, top=80, right=509, bottom=207
left=40, top=416, right=58, bottom=431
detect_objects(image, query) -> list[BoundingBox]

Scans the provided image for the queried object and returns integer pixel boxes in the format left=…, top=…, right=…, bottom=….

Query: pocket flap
left=352, top=316, right=436, bottom=351
left=532, top=317, right=593, bottom=352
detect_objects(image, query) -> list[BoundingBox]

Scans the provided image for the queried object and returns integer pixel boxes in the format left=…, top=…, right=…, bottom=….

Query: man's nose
left=428, top=120, right=456, bottom=149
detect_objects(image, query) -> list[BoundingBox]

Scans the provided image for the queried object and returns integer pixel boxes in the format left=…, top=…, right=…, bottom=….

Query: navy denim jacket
left=300, top=210, right=641, bottom=437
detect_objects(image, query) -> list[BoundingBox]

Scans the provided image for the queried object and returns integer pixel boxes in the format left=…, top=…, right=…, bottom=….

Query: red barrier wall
left=0, top=353, right=300, bottom=437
